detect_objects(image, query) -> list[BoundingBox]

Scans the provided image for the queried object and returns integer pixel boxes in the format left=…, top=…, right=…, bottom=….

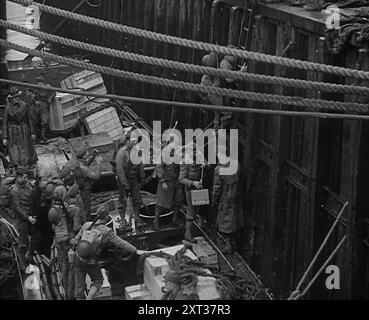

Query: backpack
left=80, top=226, right=102, bottom=247
left=60, top=161, right=86, bottom=190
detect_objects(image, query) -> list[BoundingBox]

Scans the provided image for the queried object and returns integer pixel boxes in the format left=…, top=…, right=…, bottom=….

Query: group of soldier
left=0, top=72, right=242, bottom=299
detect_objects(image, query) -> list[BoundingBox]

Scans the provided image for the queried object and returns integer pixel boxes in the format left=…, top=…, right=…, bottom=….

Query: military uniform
left=3, top=93, right=37, bottom=166
left=34, top=78, right=55, bottom=141
left=60, top=148, right=102, bottom=220
left=154, top=162, right=184, bottom=230
left=179, top=162, right=202, bottom=242
left=11, top=178, right=37, bottom=270
left=115, top=145, right=145, bottom=221
left=212, top=163, right=241, bottom=253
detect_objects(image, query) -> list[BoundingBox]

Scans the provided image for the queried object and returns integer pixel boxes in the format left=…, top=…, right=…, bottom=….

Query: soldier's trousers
left=121, top=179, right=143, bottom=216
left=184, top=188, right=197, bottom=221
left=74, top=257, right=103, bottom=300
left=80, top=188, right=92, bottom=220
left=55, top=240, right=72, bottom=299
left=16, top=219, right=41, bottom=269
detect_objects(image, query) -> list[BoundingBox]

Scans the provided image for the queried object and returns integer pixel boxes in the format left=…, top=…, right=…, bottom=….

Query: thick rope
left=2, top=78, right=369, bottom=121
left=9, top=0, right=369, bottom=80
left=2, top=40, right=369, bottom=114
left=291, top=235, right=347, bottom=300
left=3, top=20, right=369, bottom=97
left=288, top=202, right=348, bottom=300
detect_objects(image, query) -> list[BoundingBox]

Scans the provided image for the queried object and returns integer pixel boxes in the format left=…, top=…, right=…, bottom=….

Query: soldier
left=212, top=146, right=240, bottom=254
left=48, top=185, right=72, bottom=298
left=115, top=135, right=146, bottom=227
left=70, top=205, right=146, bottom=300
left=60, top=145, right=102, bottom=220
left=34, top=75, right=55, bottom=142
left=219, top=47, right=238, bottom=129
left=178, top=143, right=204, bottom=243
left=2, top=87, right=37, bottom=167
left=0, top=176, right=16, bottom=223
left=199, top=52, right=222, bottom=129
left=10, top=167, right=37, bottom=271
left=153, top=136, right=184, bottom=231
left=111, top=136, right=128, bottom=226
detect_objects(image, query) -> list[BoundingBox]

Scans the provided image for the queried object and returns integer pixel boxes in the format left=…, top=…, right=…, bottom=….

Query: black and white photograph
left=0, top=0, right=367, bottom=305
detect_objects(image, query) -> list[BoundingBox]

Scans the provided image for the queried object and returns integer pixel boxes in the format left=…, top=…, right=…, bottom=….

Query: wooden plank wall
left=40, top=1, right=369, bottom=299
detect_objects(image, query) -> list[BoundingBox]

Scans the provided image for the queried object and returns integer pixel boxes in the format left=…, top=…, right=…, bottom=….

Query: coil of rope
left=136, top=242, right=269, bottom=300
left=1, top=40, right=369, bottom=115
left=9, top=0, right=369, bottom=80
left=0, top=219, right=17, bottom=287
left=2, top=78, right=369, bottom=121
left=3, top=20, right=369, bottom=97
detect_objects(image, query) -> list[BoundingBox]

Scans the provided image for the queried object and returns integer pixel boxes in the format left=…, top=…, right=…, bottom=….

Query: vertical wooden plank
left=340, top=47, right=363, bottom=299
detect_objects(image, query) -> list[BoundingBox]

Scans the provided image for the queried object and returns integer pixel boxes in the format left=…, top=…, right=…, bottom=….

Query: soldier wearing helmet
left=3, top=87, right=37, bottom=167
left=60, top=144, right=102, bottom=220
left=71, top=204, right=147, bottom=300
left=33, top=74, right=55, bottom=142
left=10, top=166, right=37, bottom=271
left=115, top=132, right=146, bottom=227
left=153, top=132, right=184, bottom=231
left=48, top=184, right=75, bottom=299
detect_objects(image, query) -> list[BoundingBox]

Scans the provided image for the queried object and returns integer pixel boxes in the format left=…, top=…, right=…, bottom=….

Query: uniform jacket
left=74, top=220, right=137, bottom=264
left=179, top=163, right=202, bottom=189
left=115, top=145, right=145, bottom=186
left=11, top=182, right=34, bottom=222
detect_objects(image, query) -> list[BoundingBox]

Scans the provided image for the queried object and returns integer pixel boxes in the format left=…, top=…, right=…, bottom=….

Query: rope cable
left=1, top=39, right=369, bottom=114
left=2, top=78, right=369, bottom=121
left=8, top=0, right=369, bottom=80
left=4, top=20, right=369, bottom=97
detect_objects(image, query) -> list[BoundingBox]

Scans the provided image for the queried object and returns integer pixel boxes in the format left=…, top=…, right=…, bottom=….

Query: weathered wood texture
left=39, top=1, right=369, bottom=299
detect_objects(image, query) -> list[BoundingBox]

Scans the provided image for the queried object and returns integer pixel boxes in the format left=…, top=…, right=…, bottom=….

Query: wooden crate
left=49, top=92, right=85, bottom=131
left=84, top=107, right=124, bottom=141
left=50, top=70, right=110, bottom=131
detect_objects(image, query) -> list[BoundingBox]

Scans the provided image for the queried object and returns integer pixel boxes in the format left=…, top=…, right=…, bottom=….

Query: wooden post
left=0, top=0, right=8, bottom=106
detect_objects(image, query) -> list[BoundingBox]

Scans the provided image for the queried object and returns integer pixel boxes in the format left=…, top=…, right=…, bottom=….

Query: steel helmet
left=75, top=145, right=88, bottom=159
left=53, top=185, right=67, bottom=201
left=96, top=205, right=109, bottom=219
left=48, top=207, right=61, bottom=225
left=43, top=182, right=56, bottom=200
left=76, top=240, right=93, bottom=260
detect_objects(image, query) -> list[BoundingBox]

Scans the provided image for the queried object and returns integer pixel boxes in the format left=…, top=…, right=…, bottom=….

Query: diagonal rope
left=8, top=0, right=369, bottom=80
left=1, top=39, right=369, bottom=114
left=288, top=202, right=348, bottom=300
left=3, top=20, right=369, bottom=97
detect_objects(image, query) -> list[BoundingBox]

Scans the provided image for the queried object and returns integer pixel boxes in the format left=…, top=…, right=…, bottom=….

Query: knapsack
left=80, top=225, right=102, bottom=247
left=60, top=161, right=86, bottom=190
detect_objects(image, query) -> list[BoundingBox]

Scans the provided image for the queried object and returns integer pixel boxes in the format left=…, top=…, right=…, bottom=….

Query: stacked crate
left=50, top=70, right=109, bottom=131
left=84, top=107, right=124, bottom=141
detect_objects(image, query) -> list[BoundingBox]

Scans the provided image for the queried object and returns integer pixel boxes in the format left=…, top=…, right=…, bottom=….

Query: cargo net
left=136, top=242, right=269, bottom=300
left=0, top=219, right=17, bottom=287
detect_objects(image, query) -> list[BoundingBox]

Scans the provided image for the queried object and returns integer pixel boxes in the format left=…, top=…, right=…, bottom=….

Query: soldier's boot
left=222, top=234, right=232, bottom=255
left=184, top=220, right=197, bottom=243
left=40, top=126, right=48, bottom=143
left=153, top=207, right=161, bottom=231
left=172, top=209, right=183, bottom=228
